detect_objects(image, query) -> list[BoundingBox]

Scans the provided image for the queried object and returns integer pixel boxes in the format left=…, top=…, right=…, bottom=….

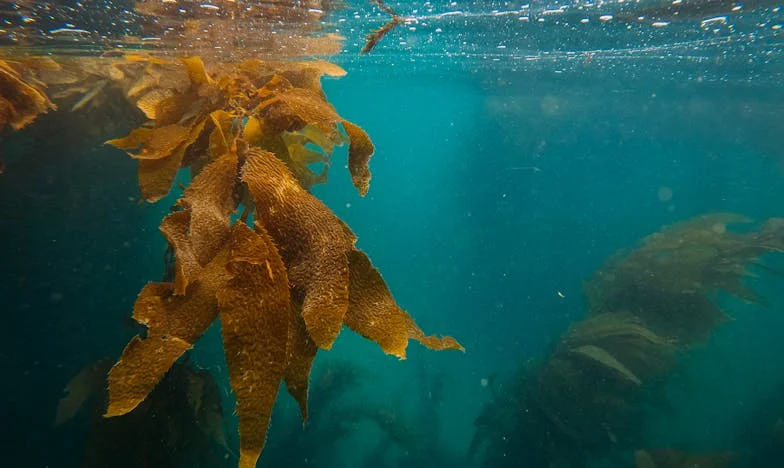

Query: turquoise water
left=2, top=1, right=784, bottom=467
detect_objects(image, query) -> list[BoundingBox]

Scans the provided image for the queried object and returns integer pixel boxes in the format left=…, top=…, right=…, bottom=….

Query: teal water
left=2, top=1, right=784, bottom=467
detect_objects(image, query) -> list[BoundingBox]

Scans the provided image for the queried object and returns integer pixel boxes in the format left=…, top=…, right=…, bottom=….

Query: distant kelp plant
left=55, top=359, right=229, bottom=468
left=472, top=214, right=784, bottom=467
left=0, top=53, right=464, bottom=468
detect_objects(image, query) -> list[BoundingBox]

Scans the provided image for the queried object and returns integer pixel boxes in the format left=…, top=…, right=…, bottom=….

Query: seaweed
left=586, top=214, right=784, bottom=343
left=0, top=58, right=56, bottom=132
left=360, top=0, right=405, bottom=55
left=55, top=359, right=229, bottom=468
left=475, top=214, right=784, bottom=467
left=95, top=55, right=463, bottom=468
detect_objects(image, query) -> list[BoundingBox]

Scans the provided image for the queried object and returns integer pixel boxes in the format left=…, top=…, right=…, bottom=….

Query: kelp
left=99, top=55, right=462, bottom=468
left=476, top=214, right=784, bottom=468
left=55, top=360, right=113, bottom=426
left=361, top=1, right=405, bottom=55
left=520, top=312, right=675, bottom=460
left=0, top=58, right=56, bottom=132
left=55, top=359, right=228, bottom=468
left=586, top=213, right=784, bottom=343
left=102, top=56, right=368, bottom=201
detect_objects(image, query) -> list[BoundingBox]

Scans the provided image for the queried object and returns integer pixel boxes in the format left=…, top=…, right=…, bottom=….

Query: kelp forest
left=2, top=1, right=784, bottom=468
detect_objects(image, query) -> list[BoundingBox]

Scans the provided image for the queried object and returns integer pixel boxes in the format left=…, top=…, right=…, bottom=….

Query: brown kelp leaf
left=261, top=87, right=342, bottom=135
left=178, top=150, right=239, bottom=265
left=108, top=124, right=191, bottom=160
left=406, top=318, right=466, bottom=352
left=181, top=56, right=213, bottom=87
left=105, top=127, right=154, bottom=150
left=345, top=249, right=464, bottom=358
left=571, top=344, right=642, bottom=386
left=138, top=118, right=207, bottom=202
left=371, top=0, right=399, bottom=16
left=360, top=17, right=404, bottom=55
left=106, top=246, right=232, bottom=417
left=243, top=115, right=264, bottom=144
left=160, top=211, right=201, bottom=295
left=282, top=299, right=318, bottom=423
left=155, top=92, right=200, bottom=126
left=217, top=222, right=290, bottom=468
left=54, top=360, right=112, bottom=425
left=136, top=88, right=174, bottom=119
left=281, top=133, right=329, bottom=189
left=0, top=59, right=56, bottom=131
left=208, top=109, right=237, bottom=156
left=242, top=146, right=355, bottom=349
left=276, top=61, right=347, bottom=96
left=342, top=120, right=375, bottom=196
left=299, top=123, right=339, bottom=154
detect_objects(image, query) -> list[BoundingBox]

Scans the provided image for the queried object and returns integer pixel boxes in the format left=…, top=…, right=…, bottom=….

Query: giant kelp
left=0, top=57, right=55, bottom=133
left=475, top=214, right=784, bottom=467
left=55, top=359, right=229, bottom=468
left=95, top=55, right=463, bottom=468
left=586, top=214, right=784, bottom=343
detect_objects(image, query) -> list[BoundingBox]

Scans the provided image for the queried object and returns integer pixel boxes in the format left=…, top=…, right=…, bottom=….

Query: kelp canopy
left=0, top=52, right=463, bottom=468
left=473, top=214, right=784, bottom=467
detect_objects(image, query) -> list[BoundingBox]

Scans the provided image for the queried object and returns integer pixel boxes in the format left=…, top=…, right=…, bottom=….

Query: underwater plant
left=81, top=55, right=465, bottom=468
left=474, top=214, right=784, bottom=467
left=0, top=58, right=55, bottom=132
left=361, top=0, right=405, bottom=55
left=55, top=359, right=229, bottom=468
left=586, top=214, right=784, bottom=343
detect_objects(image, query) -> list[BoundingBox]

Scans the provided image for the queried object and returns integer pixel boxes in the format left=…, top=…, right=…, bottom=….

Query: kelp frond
left=0, top=58, right=56, bottom=132
left=361, top=0, right=405, bottom=55
left=97, top=56, right=463, bottom=468
left=476, top=213, right=784, bottom=468
left=586, top=213, right=784, bottom=342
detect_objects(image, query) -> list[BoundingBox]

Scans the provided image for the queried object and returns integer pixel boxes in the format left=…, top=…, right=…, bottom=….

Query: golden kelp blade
left=160, top=211, right=201, bottom=295
left=345, top=249, right=464, bottom=358
left=261, top=86, right=342, bottom=135
left=342, top=120, right=375, bottom=197
left=217, top=223, right=290, bottom=468
left=0, top=59, right=56, bottom=131
left=106, top=247, right=232, bottom=417
left=275, top=61, right=347, bottom=96
left=137, top=118, right=207, bottom=202
left=178, top=151, right=239, bottom=265
left=281, top=132, right=329, bottom=189
left=282, top=297, right=318, bottom=423
left=107, top=124, right=192, bottom=160
left=242, top=147, right=355, bottom=349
